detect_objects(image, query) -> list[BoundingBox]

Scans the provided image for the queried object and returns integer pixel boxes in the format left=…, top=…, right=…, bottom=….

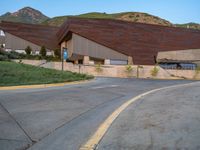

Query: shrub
left=194, top=66, right=200, bottom=79
left=40, top=46, right=47, bottom=57
left=125, top=65, right=134, bottom=77
left=125, top=65, right=133, bottom=73
left=25, top=46, right=32, bottom=55
left=0, top=55, right=9, bottom=61
left=54, top=49, right=61, bottom=58
left=151, top=66, right=159, bottom=77
left=95, top=64, right=103, bottom=73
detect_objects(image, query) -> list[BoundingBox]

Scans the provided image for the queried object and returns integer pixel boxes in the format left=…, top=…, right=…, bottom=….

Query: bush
left=125, top=65, right=133, bottom=73
left=125, top=65, right=133, bottom=77
left=40, top=46, right=47, bottom=57
left=0, top=55, right=9, bottom=61
left=194, top=66, right=200, bottom=79
left=54, top=49, right=61, bottom=58
left=151, top=66, right=159, bottom=77
left=25, top=46, right=32, bottom=55
left=95, top=64, right=103, bottom=73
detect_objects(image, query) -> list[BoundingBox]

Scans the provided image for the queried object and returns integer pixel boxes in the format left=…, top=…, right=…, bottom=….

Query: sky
left=1, top=0, right=200, bottom=24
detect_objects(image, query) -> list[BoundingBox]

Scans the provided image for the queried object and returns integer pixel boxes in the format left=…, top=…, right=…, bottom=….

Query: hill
left=0, top=7, right=49, bottom=24
left=0, top=7, right=199, bottom=30
left=175, top=23, right=200, bottom=30
left=42, top=12, right=173, bottom=27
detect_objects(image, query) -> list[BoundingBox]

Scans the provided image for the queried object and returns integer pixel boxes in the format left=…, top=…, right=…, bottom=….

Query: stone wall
left=13, top=59, right=200, bottom=80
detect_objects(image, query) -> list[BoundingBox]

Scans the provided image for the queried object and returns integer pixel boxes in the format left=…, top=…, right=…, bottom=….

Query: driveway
left=0, top=78, right=197, bottom=150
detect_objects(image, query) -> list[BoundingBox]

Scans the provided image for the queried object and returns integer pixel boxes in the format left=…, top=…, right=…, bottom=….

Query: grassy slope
left=42, top=12, right=173, bottom=27
left=0, top=61, right=93, bottom=86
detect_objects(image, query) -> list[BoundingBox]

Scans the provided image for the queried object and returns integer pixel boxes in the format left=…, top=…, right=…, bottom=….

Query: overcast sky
left=1, top=0, right=200, bottom=24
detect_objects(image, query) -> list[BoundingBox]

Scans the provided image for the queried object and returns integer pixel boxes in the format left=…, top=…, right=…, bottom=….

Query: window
left=159, top=63, right=197, bottom=70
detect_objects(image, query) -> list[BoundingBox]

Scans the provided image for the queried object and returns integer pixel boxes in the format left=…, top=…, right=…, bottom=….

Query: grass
left=0, top=61, right=93, bottom=86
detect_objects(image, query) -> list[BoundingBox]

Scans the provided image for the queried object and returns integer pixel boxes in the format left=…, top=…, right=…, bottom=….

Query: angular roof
left=1, top=18, right=200, bottom=65
left=57, top=18, right=200, bottom=65
left=0, top=21, right=60, bottom=50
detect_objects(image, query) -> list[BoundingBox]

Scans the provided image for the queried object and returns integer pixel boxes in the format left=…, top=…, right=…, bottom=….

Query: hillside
left=0, top=7, right=199, bottom=30
left=175, top=23, right=200, bottom=30
left=0, top=7, right=49, bottom=24
left=42, top=12, right=173, bottom=27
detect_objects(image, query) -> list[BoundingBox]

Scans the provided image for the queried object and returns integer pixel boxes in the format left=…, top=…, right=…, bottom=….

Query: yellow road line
left=79, top=81, right=200, bottom=150
left=0, top=80, right=92, bottom=91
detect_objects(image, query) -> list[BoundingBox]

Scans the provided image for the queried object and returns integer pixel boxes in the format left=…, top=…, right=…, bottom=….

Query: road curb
left=0, top=79, right=93, bottom=91
left=79, top=81, right=200, bottom=150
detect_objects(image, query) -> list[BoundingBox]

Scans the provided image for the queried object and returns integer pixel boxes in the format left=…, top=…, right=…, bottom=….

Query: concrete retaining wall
left=13, top=59, right=200, bottom=80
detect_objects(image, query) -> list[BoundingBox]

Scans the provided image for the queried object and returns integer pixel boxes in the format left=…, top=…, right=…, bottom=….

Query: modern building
left=1, top=18, right=200, bottom=65
left=0, top=22, right=59, bottom=55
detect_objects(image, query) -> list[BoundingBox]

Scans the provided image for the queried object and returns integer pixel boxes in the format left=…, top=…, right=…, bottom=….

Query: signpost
left=62, top=48, right=68, bottom=71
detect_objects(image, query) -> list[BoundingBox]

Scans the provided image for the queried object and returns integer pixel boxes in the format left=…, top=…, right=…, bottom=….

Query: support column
left=83, top=56, right=90, bottom=65
left=104, top=59, right=111, bottom=65
left=128, top=56, right=133, bottom=65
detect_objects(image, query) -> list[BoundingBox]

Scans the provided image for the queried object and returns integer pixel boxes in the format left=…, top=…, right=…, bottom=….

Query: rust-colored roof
left=1, top=18, right=200, bottom=65
left=0, top=21, right=60, bottom=50
left=57, top=18, right=200, bottom=65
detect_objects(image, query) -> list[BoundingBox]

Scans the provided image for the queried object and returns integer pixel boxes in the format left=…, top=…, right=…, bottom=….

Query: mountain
left=0, top=7, right=199, bottom=30
left=0, top=7, right=49, bottom=24
left=42, top=12, right=173, bottom=27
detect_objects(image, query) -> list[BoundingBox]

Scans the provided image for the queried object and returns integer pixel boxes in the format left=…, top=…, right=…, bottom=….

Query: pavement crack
left=28, top=94, right=126, bottom=149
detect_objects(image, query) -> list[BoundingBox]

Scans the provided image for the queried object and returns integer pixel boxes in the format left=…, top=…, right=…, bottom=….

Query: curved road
left=98, top=81, right=200, bottom=150
left=0, top=78, right=198, bottom=150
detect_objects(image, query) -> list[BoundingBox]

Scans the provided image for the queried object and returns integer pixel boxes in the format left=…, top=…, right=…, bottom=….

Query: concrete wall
left=72, top=33, right=128, bottom=60
left=157, top=49, right=200, bottom=63
left=13, top=59, right=200, bottom=80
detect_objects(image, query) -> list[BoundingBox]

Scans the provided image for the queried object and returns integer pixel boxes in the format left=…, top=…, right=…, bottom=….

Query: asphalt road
left=98, top=81, right=200, bottom=150
left=0, top=77, right=197, bottom=150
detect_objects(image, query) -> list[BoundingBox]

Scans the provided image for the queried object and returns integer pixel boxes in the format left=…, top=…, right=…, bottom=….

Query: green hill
left=42, top=12, right=173, bottom=27
left=0, top=7, right=199, bottom=30
left=175, top=23, right=200, bottom=30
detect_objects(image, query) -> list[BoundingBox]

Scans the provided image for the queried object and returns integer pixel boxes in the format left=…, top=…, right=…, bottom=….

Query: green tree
left=54, top=49, right=61, bottom=58
left=25, top=46, right=32, bottom=55
left=40, top=46, right=46, bottom=57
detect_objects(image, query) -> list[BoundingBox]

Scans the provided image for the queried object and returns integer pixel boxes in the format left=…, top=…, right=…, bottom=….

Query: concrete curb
left=0, top=79, right=93, bottom=91
left=79, top=81, right=200, bottom=150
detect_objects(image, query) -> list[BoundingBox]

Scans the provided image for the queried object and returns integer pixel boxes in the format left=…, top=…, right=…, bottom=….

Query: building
left=1, top=18, right=200, bottom=65
left=0, top=22, right=59, bottom=55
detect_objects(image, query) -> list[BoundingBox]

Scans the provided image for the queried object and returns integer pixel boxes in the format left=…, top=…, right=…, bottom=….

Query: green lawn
left=0, top=61, right=93, bottom=86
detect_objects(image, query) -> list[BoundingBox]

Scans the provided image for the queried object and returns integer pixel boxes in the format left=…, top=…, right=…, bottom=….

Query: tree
left=40, top=46, right=46, bottom=57
left=25, top=46, right=32, bottom=55
left=0, top=44, right=3, bottom=51
left=54, top=49, right=61, bottom=58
